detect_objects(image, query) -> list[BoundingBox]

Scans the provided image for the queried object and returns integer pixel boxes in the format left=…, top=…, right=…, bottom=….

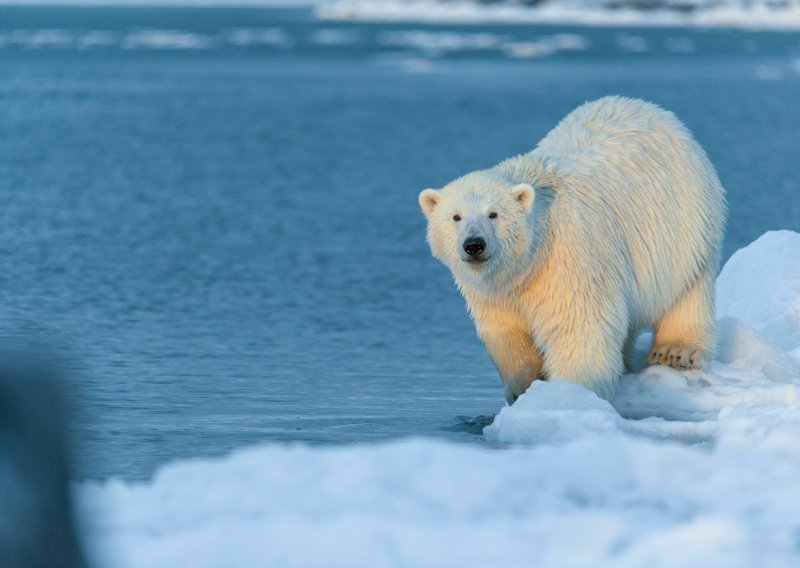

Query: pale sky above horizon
left=0, top=0, right=322, bottom=6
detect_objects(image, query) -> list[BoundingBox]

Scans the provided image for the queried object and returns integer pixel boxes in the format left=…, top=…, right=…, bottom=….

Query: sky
left=0, top=0, right=322, bottom=6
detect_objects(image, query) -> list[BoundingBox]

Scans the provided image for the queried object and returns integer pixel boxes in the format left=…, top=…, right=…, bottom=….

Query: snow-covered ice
left=77, top=231, right=800, bottom=567
left=717, top=231, right=800, bottom=353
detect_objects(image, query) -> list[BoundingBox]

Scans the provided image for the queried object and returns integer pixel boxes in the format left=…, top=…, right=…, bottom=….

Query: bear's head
left=419, top=169, right=546, bottom=293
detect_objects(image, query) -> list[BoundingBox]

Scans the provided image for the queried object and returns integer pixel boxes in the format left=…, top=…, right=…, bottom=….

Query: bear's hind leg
left=648, top=271, right=715, bottom=370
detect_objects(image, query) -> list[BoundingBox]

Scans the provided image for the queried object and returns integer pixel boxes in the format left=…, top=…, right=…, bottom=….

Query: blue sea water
left=0, top=6, right=799, bottom=480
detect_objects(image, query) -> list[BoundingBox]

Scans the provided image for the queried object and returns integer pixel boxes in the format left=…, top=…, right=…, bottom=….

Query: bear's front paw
left=647, top=345, right=705, bottom=370
left=504, top=375, right=547, bottom=405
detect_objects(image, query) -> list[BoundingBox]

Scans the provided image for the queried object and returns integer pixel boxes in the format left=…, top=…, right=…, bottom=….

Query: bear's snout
left=463, top=237, right=486, bottom=258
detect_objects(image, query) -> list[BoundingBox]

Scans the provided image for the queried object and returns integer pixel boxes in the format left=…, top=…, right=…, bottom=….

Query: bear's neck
left=494, top=152, right=558, bottom=189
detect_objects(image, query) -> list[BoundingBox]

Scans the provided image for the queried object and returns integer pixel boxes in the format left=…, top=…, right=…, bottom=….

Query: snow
left=717, top=230, right=800, bottom=352
left=77, top=230, right=800, bottom=567
left=315, top=0, right=800, bottom=31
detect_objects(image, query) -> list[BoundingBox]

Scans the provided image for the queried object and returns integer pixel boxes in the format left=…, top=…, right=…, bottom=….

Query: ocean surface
left=0, top=6, right=798, bottom=480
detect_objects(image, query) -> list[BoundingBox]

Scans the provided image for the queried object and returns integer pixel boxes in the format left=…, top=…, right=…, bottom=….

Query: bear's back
left=533, top=96, right=686, bottom=166
left=525, top=96, right=726, bottom=323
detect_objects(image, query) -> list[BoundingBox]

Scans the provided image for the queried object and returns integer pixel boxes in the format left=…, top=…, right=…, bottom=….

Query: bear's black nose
left=463, top=237, right=486, bottom=257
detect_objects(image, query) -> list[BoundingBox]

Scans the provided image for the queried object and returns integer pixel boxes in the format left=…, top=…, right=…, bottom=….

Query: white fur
left=419, top=96, right=727, bottom=403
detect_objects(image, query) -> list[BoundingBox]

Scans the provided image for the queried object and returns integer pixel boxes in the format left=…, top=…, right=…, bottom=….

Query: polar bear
left=419, top=96, right=726, bottom=403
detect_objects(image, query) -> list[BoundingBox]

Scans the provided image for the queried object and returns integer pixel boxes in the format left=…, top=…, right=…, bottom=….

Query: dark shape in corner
left=0, top=355, right=86, bottom=568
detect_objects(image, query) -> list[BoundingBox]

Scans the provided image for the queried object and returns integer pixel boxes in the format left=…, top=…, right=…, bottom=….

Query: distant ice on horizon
left=5, top=0, right=800, bottom=32
left=316, top=0, right=800, bottom=31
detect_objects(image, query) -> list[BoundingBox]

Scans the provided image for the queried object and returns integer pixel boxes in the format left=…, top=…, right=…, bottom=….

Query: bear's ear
left=512, top=183, right=535, bottom=211
left=418, top=188, right=440, bottom=218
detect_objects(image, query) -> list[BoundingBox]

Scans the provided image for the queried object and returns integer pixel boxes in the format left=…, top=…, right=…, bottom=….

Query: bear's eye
left=453, top=214, right=462, bottom=222
left=488, top=212, right=498, bottom=219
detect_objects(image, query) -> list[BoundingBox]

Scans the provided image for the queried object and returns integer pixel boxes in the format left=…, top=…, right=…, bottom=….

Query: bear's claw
left=647, top=345, right=704, bottom=370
